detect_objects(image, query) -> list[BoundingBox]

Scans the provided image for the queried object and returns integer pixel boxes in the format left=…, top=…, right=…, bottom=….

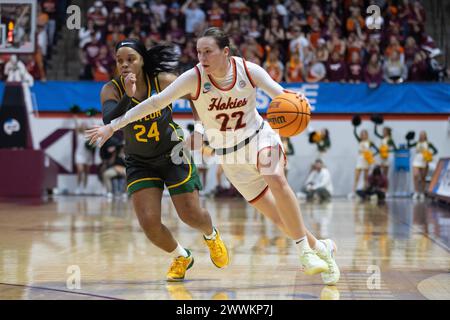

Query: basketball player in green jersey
left=101, top=39, right=229, bottom=281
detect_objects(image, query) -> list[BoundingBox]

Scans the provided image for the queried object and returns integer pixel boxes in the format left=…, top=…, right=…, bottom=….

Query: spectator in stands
left=346, top=6, right=365, bottom=37
left=93, top=45, right=114, bottom=82
left=150, top=0, right=168, bottom=24
left=364, top=53, right=383, bottom=88
left=228, top=0, right=248, bottom=18
left=41, top=0, right=57, bottom=46
left=263, top=48, right=284, bottom=82
left=78, top=19, right=100, bottom=50
left=307, top=3, right=325, bottom=28
left=428, top=50, right=448, bottom=82
left=302, top=159, right=333, bottom=203
left=241, top=36, right=264, bottom=63
left=385, top=35, right=405, bottom=63
left=383, top=50, right=408, bottom=83
left=207, top=1, right=225, bottom=28
left=288, top=1, right=307, bottom=29
left=247, top=18, right=262, bottom=40
left=327, top=31, right=346, bottom=57
left=181, top=0, right=206, bottom=38
left=348, top=51, right=363, bottom=83
left=288, top=26, right=309, bottom=63
left=87, top=1, right=108, bottom=29
left=316, top=38, right=330, bottom=63
left=408, top=51, right=428, bottom=81
left=326, top=51, right=348, bottom=82
left=106, top=25, right=126, bottom=53
left=346, top=32, right=363, bottom=63
left=322, top=15, right=341, bottom=41
left=264, top=17, right=285, bottom=48
left=182, top=39, right=198, bottom=66
left=4, top=55, right=34, bottom=86
left=310, top=18, right=324, bottom=50
left=36, top=24, right=48, bottom=61
left=285, top=52, right=305, bottom=83
left=404, top=36, right=419, bottom=67
left=409, top=0, right=426, bottom=30
left=306, top=54, right=327, bottom=83
left=364, top=37, right=381, bottom=59
left=165, top=18, right=186, bottom=47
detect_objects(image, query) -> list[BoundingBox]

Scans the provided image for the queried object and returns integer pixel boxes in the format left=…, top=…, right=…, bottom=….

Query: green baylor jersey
left=110, top=74, right=184, bottom=160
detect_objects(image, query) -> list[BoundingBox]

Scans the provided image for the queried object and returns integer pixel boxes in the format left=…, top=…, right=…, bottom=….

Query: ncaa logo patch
left=239, top=80, right=246, bottom=88
left=204, top=82, right=212, bottom=92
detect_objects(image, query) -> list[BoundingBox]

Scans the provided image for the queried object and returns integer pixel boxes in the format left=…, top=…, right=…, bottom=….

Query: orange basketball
left=266, top=92, right=311, bottom=137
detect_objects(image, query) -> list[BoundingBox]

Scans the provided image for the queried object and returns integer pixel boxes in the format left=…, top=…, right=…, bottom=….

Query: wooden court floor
left=0, top=195, right=449, bottom=300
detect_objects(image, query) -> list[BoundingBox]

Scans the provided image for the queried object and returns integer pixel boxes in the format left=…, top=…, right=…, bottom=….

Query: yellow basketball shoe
left=166, top=249, right=194, bottom=282
left=204, top=228, right=229, bottom=268
left=300, top=247, right=329, bottom=275
left=315, top=239, right=340, bottom=285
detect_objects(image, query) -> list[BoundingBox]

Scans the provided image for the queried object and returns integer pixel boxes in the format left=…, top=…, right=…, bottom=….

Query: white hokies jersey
left=192, top=56, right=264, bottom=149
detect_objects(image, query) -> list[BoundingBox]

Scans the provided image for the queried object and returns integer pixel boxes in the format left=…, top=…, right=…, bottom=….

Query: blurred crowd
left=79, top=0, right=447, bottom=84
left=0, top=0, right=447, bottom=84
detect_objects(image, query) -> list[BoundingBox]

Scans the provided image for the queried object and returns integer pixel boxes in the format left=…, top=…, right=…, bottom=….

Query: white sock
left=314, top=240, right=326, bottom=254
left=170, top=243, right=189, bottom=258
left=204, top=227, right=217, bottom=240
left=293, top=236, right=310, bottom=256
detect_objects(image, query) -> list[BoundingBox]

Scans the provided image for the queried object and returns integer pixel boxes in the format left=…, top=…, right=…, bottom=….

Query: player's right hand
left=124, top=73, right=137, bottom=97
left=85, top=124, right=114, bottom=148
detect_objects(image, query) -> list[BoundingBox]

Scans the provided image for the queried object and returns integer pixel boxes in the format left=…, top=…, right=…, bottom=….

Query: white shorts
left=356, top=154, right=370, bottom=170
left=379, top=157, right=389, bottom=167
left=218, top=122, right=284, bottom=202
left=412, top=154, right=427, bottom=168
left=75, top=145, right=95, bottom=165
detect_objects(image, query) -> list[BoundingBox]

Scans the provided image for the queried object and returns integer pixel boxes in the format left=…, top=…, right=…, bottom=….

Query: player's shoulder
left=101, top=78, right=122, bottom=101
left=101, top=80, right=120, bottom=95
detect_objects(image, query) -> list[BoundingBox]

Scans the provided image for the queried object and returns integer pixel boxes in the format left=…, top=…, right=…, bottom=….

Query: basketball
left=266, top=92, right=311, bottom=137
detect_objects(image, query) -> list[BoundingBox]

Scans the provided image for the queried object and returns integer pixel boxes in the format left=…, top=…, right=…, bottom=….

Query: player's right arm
left=101, top=73, right=137, bottom=124
left=100, top=82, right=126, bottom=124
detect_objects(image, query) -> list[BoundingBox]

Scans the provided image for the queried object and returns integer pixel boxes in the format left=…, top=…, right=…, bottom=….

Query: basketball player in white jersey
left=86, top=28, right=340, bottom=285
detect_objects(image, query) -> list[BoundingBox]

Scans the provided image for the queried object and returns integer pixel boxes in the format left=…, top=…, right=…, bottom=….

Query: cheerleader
left=373, top=117, right=397, bottom=177
left=350, top=116, right=379, bottom=198
left=407, top=131, right=438, bottom=200
left=309, top=128, right=331, bottom=158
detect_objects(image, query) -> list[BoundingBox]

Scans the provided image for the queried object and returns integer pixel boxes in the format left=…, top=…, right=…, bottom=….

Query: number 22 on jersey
left=134, top=122, right=160, bottom=142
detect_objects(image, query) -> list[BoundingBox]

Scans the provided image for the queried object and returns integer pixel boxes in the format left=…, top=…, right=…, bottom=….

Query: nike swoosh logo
left=202, top=90, right=210, bottom=94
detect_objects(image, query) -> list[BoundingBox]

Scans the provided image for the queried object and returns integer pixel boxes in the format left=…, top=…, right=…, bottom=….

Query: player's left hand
left=85, top=124, right=114, bottom=148
left=283, top=89, right=309, bottom=103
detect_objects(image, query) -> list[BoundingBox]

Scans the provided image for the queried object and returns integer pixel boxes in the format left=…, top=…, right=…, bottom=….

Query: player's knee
left=136, top=210, right=161, bottom=232
left=178, top=204, right=204, bottom=224
left=264, top=173, right=288, bottom=191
